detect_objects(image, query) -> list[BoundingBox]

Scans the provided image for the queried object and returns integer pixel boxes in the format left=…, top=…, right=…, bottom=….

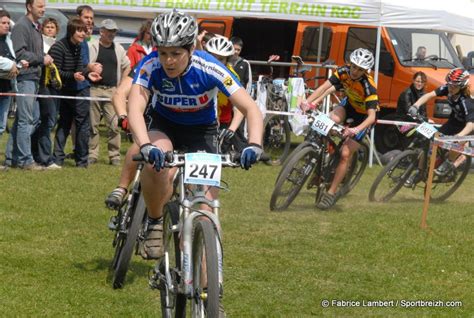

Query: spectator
left=230, top=36, right=252, bottom=93
left=76, top=5, right=102, bottom=78
left=51, top=18, right=90, bottom=168
left=127, top=19, right=152, bottom=68
left=5, top=0, right=53, bottom=170
left=397, top=71, right=427, bottom=119
left=88, top=19, right=130, bottom=166
left=415, top=46, right=427, bottom=60
left=41, top=17, right=58, bottom=53
left=64, top=5, right=101, bottom=161
left=1, top=10, right=27, bottom=140
left=230, top=36, right=252, bottom=149
left=31, top=17, right=61, bottom=169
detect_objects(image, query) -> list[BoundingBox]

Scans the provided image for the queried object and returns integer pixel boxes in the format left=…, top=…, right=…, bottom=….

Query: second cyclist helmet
left=445, top=68, right=470, bottom=88
left=350, top=48, right=375, bottom=71
left=151, top=10, right=198, bottom=48
left=206, top=36, right=235, bottom=57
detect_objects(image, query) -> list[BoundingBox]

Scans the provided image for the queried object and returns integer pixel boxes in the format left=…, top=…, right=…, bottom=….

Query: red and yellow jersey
left=217, top=64, right=240, bottom=124
left=329, top=65, right=379, bottom=114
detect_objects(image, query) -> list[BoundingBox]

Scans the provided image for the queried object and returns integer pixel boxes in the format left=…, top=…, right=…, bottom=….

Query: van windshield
left=387, top=28, right=462, bottom=69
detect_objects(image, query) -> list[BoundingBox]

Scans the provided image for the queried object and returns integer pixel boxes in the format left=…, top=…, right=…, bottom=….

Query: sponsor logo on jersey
left=190, top=83, right=200, bottom=89
left=223, top=76, right=233, bottom=87
left=156, top=92, right=211, bottom=112
left=193, top=57, right=225, bottom=78
left=162, top=79, right=175, bottom=91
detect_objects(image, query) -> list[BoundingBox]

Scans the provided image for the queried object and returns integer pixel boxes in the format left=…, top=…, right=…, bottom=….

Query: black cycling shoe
left=435, top=160, right=454, bottom=177
left=404, top=169, right=421, bottom=188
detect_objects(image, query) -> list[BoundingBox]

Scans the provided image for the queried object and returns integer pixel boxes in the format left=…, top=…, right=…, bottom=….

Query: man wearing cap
left=88, top=18, right=130, bottom=166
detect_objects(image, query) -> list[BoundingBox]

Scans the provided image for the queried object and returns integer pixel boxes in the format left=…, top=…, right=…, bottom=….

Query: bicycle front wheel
left=270, top=146, right=319, bottom=211
left=159, top=201, right=185, bottom=318
left=263, top=114, right=291, bottom=166
left=430, top=155, right=471, bottom=202
left=275, top=142, right=312, bottom=184
left=112, top=193, right=146, bottom=289
left=189, top=218, right=220, bottom=317
left=369, top=150, right=418, bottom=202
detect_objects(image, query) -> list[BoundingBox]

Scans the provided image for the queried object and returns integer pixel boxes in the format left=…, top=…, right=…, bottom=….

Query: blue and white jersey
left=133, top=50, right=242, bottom=125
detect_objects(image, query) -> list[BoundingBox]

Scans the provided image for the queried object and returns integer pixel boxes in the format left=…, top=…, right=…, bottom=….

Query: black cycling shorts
left=339, top=98, right=372, bottom=142
left=147, top=110, right=218, bottom=153
left=340, top=98, right=369, bottom=127
left=438, top=119, right=465, bottom=136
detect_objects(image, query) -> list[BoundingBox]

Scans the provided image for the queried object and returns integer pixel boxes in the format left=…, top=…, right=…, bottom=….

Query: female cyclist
left=302, top=48, right=379, bottom=210
left=127, top=10, right=264, bottom=259
left=409, top=68, right=473, bottom=176
left=205, top=36, right=247, bottom=152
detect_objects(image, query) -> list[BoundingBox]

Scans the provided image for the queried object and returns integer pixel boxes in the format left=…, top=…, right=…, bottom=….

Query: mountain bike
left=262, top=55, right=325, bottom=166
left=269, top=110, right=369, bottom=211
left=148, top=152, right=240, bottom=317
left=369, top=115, right=471, bottom=202
left=262, top=77, right=292, bottom=166
left=109, top=160, right=148, bottom=289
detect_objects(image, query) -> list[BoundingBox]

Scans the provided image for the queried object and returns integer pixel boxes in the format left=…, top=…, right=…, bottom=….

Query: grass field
left=1, top=132, right=473, bottom=317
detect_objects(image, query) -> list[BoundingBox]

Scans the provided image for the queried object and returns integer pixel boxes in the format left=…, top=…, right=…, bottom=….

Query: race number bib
left=311, top=113, right=335, bottom=136
left=184, top=153, right=222, bottom=187
left=416, top=122, right=437, bottom=139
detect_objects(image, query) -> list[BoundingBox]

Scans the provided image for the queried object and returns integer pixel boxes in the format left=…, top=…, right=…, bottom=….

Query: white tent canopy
left=380, top=0, right=474, bottom=36
left=26, top=0, right=473, bottom=36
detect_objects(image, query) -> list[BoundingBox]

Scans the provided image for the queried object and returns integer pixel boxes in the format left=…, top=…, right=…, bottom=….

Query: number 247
left=189, top=164, right=218, bottom=179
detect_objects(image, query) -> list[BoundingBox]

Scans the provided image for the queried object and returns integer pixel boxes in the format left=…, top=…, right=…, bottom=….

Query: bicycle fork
left=181, top=206, right=223, bottom=297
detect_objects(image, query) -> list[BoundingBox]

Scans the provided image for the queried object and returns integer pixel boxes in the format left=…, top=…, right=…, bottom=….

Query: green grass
left=1, top=130, right=473, bottom=317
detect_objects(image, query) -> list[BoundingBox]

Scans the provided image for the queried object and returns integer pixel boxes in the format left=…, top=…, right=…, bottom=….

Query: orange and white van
left=198, top=17, right=472, bottom=153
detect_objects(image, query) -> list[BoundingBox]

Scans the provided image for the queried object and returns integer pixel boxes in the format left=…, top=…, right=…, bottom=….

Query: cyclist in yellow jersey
left=302, top=48, right=378, bottom=209
left=205, top=36, right=247, bottom=152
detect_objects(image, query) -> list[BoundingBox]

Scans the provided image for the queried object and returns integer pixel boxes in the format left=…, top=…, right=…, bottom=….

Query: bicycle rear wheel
left=112, top=193, right=147, bottom=289
left=159, top=201, right=185, bottom=318
left=369, top=150, right=418, bottom=202
left=430, top=155, right=471, bottom=202
left=263, top=114, right=291, bottom=166
left=270, top=146, right=319, bottom=211
left=189, top=218, right=220, bottom=317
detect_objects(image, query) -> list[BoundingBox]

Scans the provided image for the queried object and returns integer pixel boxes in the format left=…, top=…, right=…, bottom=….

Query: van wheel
left=374, top=113, right=411, bottom=154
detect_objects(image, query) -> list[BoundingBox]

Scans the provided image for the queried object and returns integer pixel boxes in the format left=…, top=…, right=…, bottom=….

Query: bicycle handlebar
left=132, top=151, right=242, bottom=168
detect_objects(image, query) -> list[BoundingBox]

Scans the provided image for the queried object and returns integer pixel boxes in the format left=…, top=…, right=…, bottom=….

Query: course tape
left=264, top=112, right=444, bottom=129
left=265, top=110, right=296, bottom=116
left=435, top=135, right=474, bottom=142
left=434, top=139, right=474, bottom=156
left=0, top=92, right=111, bottom=102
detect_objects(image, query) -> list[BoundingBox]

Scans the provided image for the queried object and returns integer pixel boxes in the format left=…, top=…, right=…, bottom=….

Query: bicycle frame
left=160, top=153, right=238, bottom=299
left=402, top=120, right=440, bottom=184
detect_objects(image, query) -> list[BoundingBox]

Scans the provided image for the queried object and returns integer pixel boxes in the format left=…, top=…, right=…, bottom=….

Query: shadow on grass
left=73, top=257, right=152, bottom=287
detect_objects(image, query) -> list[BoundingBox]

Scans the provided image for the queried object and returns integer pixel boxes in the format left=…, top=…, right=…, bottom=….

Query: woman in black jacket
left=397, top=71, right=427, bottom=119
left=49, top=18, right=91, bottom=168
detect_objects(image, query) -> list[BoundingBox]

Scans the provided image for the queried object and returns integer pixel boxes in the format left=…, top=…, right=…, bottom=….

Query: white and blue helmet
left=151, top=10, right=198, bottom=47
